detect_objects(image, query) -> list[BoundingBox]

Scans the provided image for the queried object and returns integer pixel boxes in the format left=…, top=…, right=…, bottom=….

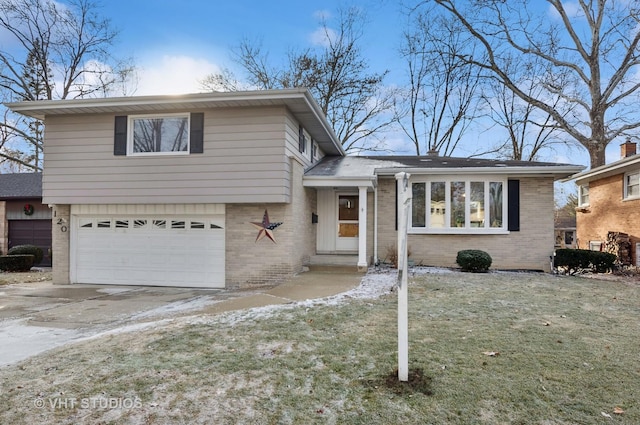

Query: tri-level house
left=569, top=140, right=640, bottom=266
left=7, top=89, right=583, bottom=288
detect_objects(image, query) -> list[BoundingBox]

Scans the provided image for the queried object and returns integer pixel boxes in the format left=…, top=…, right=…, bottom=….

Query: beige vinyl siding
left=42, top=106, right=293, bottom=205
left=284, top=110, right=314, bottom=167
left=6, top=200, right=51, bottom=220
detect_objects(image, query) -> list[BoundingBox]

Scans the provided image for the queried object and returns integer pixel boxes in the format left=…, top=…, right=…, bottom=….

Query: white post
left=395, top=172, right=410, bottom=382
left=357, top=186, right=368, bottom=271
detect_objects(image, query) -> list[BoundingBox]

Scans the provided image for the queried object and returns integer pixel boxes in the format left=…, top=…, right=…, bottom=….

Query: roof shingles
left=0, top=173, right=43, bottom=199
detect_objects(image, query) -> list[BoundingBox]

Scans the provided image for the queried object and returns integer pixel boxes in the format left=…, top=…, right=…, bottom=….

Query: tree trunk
left=588, top=143, right=606, bottom=168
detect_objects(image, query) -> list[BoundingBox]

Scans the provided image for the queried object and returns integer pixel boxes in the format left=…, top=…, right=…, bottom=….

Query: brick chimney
left=621, top=139, right=637, bottom=158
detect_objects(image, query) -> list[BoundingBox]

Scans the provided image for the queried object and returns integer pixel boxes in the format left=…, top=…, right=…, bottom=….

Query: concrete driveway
left=0, top=271, right=363, bottom=367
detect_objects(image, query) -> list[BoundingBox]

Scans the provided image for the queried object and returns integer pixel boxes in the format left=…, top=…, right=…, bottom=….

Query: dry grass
left=0, top=270, right=639, bottom=424
left=0, top=270, right=52, bottom=285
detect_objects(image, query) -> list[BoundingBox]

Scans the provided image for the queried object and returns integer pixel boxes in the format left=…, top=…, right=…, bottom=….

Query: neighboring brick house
left=569, top=141, right=640, bottom=266
left=0, top=173, right=52, bottom=266
left=7, top=89, right=583, bottom=288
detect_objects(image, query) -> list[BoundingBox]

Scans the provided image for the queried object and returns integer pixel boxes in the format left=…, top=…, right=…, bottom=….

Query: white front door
left=335, top=194, right=359, bottom=251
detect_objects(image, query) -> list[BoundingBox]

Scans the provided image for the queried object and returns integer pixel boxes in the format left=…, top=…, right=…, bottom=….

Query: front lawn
left=1, top=270, right=638, bottom=424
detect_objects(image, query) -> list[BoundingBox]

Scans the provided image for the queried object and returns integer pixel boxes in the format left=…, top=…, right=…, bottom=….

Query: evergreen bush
left=456, top=249, right=492, bottom=272
left=8, top=244, right=43, bottom=264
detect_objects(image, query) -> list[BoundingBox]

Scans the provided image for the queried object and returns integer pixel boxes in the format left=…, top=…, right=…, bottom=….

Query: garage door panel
left=8, top=219, right=52, bottom=267
left=73, top=216, right=225, bottom=288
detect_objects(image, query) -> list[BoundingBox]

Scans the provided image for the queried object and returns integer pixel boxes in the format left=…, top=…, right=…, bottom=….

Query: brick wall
left=376, top=176, right=556, bottom=272
left=51, top=204, right=70, bottom=284
left=225, top=158, right=316, bottom=287
left=576, top=173, right=640, bottom=265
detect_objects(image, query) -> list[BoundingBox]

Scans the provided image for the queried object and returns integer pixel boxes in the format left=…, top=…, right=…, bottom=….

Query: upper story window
left=624, top=171, right=640, bottom=199
left=578, top=184, right=589, bottom=206
left=410, top=178, right=507, bottom=233
left=129, top=114, right=189, bottom=155
left=114, top=113, right=204, bottom=157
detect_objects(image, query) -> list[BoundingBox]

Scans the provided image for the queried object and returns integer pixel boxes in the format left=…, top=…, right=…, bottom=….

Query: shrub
left=8, top=244, right=43, bottom=264
left=554, top=249, right=616, bottom=275
left=385, top=244, right=412, bottom=268
left=0, top=255, right=35, bottom=272
left=590, top=251, right=616, bottom=273
left=456, top=249, right=492, bottom=272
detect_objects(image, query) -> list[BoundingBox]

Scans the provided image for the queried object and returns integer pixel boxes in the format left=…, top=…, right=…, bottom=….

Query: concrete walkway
left=0, top=270, right=363, bottom=367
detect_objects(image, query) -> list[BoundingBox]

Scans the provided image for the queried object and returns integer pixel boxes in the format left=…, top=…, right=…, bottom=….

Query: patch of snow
left=130, top=296, right=221, bottom=320
left=411, top=266, right=456, bottom=275
left=0, top=319, right=82, bottom=367
left=79, top=318, right=176, bottom=341
left=188, top=270, right=398, bottom=327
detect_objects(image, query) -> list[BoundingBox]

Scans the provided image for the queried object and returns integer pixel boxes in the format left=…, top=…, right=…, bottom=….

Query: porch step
left=305, top=255, right=361, bottom=272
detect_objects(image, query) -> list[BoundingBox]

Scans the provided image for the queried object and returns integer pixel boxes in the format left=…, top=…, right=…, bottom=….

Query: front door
left=336, top=194, right=359, bottom=251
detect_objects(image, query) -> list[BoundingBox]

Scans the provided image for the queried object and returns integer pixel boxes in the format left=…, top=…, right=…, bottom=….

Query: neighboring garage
left=8, top=219, right=52, bottom=266
left=70, top=205, right=226, bottom=288
left=0, top=173, right=52, bottom=267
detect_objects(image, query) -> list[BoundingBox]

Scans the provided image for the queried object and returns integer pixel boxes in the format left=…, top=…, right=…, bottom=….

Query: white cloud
left=309, top=26, right=336, bottom=47
left=134, top=55, right=222, bottom=96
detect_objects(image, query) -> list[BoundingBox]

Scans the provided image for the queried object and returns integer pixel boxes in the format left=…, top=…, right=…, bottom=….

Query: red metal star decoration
left=250, top=209, right=283, bottom=243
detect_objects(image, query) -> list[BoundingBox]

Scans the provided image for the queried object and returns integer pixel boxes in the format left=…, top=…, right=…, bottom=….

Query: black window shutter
left=507, top=179, right=520, bottom=231
left=114, top=116, right=127, bottom=156
left=190, top=112, right=204, bottom=154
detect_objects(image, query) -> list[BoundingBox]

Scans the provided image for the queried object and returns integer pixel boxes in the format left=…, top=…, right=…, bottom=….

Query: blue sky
left=103, top=1, right=401, bottom=96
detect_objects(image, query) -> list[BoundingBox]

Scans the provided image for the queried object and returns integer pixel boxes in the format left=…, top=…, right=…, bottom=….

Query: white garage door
left=72, top=215, right=225, bottom=288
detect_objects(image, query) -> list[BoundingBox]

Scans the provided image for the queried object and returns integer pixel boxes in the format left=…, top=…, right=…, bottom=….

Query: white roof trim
left=374, top=165, right=584, bottom=179
left=303, top=176, right=377, bottom=189
left=565, top=154, right=640, bottom=184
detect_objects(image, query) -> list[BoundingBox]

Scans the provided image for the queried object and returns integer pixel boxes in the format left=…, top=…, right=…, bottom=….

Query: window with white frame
left=624, top=171, right=640, bottom=199
left=129, top=114, right=189, bottom=154
left=411, top=178, right=506, bottom=232
left=578, top=184, right=589, bottom=206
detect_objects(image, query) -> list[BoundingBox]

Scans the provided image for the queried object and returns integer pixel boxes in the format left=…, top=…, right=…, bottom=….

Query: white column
left=373, top=186, right=378, bottom=265
left=396, top=172, right=410, bottom=382
left=357, top=186, right=368, bottom=271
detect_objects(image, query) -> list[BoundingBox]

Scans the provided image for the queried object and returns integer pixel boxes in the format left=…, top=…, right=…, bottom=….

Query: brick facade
left=375, top=176, right=556, bottom=272
left=225, top=158, right=317, bottom=287
left=51, top=204, right=70, bottom=284
left=576, top=173, right=640, bottom=265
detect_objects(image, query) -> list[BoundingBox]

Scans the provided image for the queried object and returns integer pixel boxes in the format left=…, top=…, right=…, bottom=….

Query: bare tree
left=480, top=54, right=573, bottom=161
left=200, top=8, right=394, bottom=153
left=0, top=0, right=135, bottom=171
left=430, top=0, right=640, bottom=168
left=396, top=8, right=481, bottom=156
